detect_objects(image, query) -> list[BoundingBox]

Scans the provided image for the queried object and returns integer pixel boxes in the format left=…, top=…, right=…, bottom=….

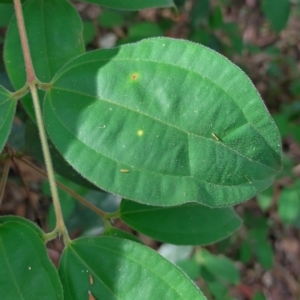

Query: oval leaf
left=0, top=86, right=16, bottom=152
left=0, top=221, right=63, bottom=299
left=4, top=0, right=85, bottom=120
left=44, top=37, right=282, bottom=207
left=81, top=0, right=175, bottom=10
left=120, top=199, right=242, bottom=245
left=59, top=236, right=205, bottom=299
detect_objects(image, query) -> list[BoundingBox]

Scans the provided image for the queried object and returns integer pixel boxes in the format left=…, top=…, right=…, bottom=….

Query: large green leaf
left=44, top=37, right=281, bottom=207
left=262, top=0, right=290, bottom=32
left=0, top=221, right=63, bottom=299
left=120, top=199, right=242, bottom=245
left=81, top=0, right=175, bottom=10
left=0, top=86, right=16, bottom=152
left=4, top=0, right=85, bottom=120
left=59, top=236, right=205, bottom=299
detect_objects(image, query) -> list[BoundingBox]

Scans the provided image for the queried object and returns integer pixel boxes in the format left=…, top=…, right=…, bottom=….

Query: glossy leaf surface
left=120, top=199, right=242, bottom=245
left=0, top=221, right=63, bottom=299
left=44, top=37, right=281, bottom=207
left=59, top=236, right=205, bottom=299
left=4, top=0, right=85, bottom=119
left=0, top=86, right=16, bottom=152
left=82, top=0, right=175, bottom=10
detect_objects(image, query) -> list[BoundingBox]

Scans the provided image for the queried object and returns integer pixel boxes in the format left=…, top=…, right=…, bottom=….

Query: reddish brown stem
left=13, top=0, right=36, bottom=83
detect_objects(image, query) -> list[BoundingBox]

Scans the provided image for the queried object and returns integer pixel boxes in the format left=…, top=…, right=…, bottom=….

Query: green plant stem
left=18, top=157, right=107, bottom=218
left=13, top=0, right=35, bottom=83
left=29, top=83, right=70, bottom=243
left=13, top=0, right=70, bottom=244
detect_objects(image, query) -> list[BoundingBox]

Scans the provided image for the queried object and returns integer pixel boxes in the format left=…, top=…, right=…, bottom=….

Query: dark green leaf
left=81, top=0, right=175, bottom=11
left=43, top=174, right=86, bottom=230
left=44, top=37, right=282, bottom=207
left=0, top=221, right=63, bottom=299
left=4, top=0, right=85, bottom=119
left=59, top=236, right=205, bottom=299
left=25, top=120, right=97, bottom=189
left=83, top=21, right=96, bottom=45
left=102, top=227, right=142, bottom=244
left=98, top=10, right=125, bottom=28
left=190, top=0, right=210, bottom=27
left=254, top=239, right=273, bottom=269
left=0, top=86, right=16, bottom=152
left=262, top=0, right=290, bottom=32
left=0, top=3, right=13, bottom=27
left=0, top=215, right=43, bottom=236
left=120, top=199, right=242, bottom=245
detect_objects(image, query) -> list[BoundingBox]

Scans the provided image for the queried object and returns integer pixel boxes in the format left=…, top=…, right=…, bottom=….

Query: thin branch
left=18, top=157, right=107, bottom=218
left=28, top=83, right=70, bottom=243
left=7, top=146, right=41, bottom=222
left=13, top=0, right=36, bottom=83
left=0, top=158, right=11, bottom=207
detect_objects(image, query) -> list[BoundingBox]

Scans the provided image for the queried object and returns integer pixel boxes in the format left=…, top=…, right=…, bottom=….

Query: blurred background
left=0, top=1, right=300, bottom=299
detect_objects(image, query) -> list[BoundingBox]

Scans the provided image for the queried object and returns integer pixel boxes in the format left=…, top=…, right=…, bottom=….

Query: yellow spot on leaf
left=131, top=72, right=139, bottom=80
left=137, top=130, right=144, bottom=136
left=120, top=169, right=130, bottom=173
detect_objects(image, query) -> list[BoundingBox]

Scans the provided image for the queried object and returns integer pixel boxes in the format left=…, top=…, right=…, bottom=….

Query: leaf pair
left=0, top=216, right=205, bottom=299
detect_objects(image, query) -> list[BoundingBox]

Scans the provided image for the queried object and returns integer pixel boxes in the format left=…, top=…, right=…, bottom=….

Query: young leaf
left=81, top=0, right=175, bottom=11
left=0, top=221, right=63, bottom=299
left=4, top=0, right=85, bottom=120
left=262, top=0, right=290, bottom=33
left=59, top=236, right=205, bottom=299
left=0, top=86, right=16, bottom=152
left=120, top=199, right=242, bottom=245
left=44, top=37, right=282, bottom=207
